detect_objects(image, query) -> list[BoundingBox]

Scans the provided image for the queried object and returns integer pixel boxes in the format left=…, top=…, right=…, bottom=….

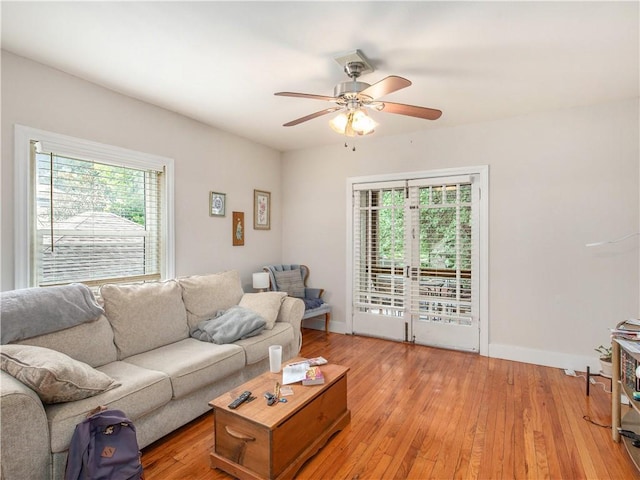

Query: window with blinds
left=408, top=181, right=473, bottom=325
left=32, top=147, right=163, bottom=287
left=353, top=179, right=473, bottom=323
left=353, top=182, right=407, bottom=316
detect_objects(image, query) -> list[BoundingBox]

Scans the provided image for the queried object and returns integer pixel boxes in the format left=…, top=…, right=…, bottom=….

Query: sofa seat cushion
left=234, top=322, right=294, bottom=365
left=124, top=338, right=245, bottom=400
left=45, top=361, right=172, bottom=453
left=100, top=280, right=189, bottom=359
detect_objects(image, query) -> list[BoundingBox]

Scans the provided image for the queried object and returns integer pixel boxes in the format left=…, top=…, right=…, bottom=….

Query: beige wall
left=1, top=51, right=283, bottom=291
left=3, top=50, right=638, bottom=369
left=282, top=98, right=639, bottom=369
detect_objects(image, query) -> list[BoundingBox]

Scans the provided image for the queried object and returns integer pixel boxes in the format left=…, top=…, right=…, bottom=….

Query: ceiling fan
left=275, top=52, right=442, bottom=137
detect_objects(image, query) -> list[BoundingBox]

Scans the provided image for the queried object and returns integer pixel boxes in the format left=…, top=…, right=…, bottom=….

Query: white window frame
left=346, top=165, right=489, bottom=356
left=14, top=125, right=175, bottom=289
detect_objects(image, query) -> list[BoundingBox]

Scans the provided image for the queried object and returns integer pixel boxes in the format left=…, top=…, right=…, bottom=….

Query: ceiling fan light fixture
left=329, top=108, right=377, bottom=137
left=329, top=112, right=349, bottom=134
left=276, top=50, right=442, bottom=134
left=351, top=109, right=377, bottom=135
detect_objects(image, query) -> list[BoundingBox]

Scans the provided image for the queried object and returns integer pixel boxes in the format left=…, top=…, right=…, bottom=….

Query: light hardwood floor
left=141, top=329, right=640, bottom=479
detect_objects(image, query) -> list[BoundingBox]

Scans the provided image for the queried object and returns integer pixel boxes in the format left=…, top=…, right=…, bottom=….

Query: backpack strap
left=87, top=409, right=135, bottom=429
left=86, top=405, right=108, bottom=418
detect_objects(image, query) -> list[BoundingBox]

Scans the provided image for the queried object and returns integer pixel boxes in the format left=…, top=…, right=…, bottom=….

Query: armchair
left=263, top=264, right=331, bottom=333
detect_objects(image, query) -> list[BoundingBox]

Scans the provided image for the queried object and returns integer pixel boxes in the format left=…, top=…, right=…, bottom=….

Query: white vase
left=599, top=359, right=612, bottom=378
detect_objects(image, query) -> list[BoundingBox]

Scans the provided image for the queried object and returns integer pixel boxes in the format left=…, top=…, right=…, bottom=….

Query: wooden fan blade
left=275, top=92, right=337, bottom=102
left=283, top=107, right=342, bottom=126
left=380, top=101, right=442, bottom=120
left=360, top=76, right=411, bottom=100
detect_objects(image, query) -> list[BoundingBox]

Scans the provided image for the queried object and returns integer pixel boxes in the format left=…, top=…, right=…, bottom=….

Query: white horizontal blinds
left=353, top=182, right=406, bottom=316
left=34, top=149, right=163, bottom=287
left=408, top=179, right=473, bottom=325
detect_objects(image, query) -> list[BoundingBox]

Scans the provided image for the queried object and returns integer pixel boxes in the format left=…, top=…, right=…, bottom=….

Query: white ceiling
left=2, top=1, right=638, bottom=152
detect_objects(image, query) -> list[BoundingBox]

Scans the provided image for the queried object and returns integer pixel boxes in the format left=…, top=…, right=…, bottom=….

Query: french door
left=351, top=171, right=482, bottom=352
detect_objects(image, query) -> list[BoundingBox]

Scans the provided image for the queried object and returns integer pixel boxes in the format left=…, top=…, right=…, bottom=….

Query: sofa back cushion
left=100, top=280, right=188, bottom=359
left=0, top=283, right=105, bottom=345
left=15, top=315, right=117, bottom=368
left=179, top=270, right=244, bottom=330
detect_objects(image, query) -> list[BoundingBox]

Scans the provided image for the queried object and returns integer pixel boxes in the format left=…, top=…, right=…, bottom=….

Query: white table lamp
left=252, top=272, right=270, bottom=292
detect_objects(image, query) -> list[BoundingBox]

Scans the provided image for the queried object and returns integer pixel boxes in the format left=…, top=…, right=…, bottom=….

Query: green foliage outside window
left=375, top=184, right=471, bottom=271
left=37, top=153, right=147, bottom=226
left=376, top=189, right=405, bottom=266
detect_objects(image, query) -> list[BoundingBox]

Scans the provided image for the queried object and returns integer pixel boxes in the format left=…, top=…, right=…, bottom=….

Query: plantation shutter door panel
left=407, top=176, right=479, bottom=351
left=34, top=151, right=162, bottom=287
left=352, top=181, right=408, bottom=341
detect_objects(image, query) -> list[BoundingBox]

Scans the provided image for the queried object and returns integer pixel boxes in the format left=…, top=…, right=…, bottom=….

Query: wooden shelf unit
left=612, top=338, right=640, bottom=471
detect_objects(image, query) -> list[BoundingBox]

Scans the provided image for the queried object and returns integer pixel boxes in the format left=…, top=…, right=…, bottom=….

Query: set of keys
left=228, top=382, right=289, bottom=409
left=264, top=381, right=287, bottom=406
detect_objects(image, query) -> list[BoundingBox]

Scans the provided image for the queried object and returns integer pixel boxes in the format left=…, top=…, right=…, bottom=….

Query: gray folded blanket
left=303, top=298, right=325, bottom=310
left=1, top=283, right=105, bottom=344
left=190, top=306, right=266, bottom=344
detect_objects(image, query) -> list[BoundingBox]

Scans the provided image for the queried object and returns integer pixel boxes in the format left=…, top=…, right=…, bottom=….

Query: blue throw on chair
left=263, top=264, right=331, bottom=333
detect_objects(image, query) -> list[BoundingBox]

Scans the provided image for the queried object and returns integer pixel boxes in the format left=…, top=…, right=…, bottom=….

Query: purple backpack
left=65, top=409, right=144, bottom=480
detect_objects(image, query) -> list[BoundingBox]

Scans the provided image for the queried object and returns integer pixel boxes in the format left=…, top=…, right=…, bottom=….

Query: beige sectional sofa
left=0, top=270, right=304, bottom=480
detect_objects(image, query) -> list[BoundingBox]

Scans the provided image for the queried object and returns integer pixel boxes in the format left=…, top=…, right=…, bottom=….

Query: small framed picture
left=232, top=211, right=244, bottom=246
left=254, top=190, right=271, bottom=230
left=210, top=192, right=226, bottom=217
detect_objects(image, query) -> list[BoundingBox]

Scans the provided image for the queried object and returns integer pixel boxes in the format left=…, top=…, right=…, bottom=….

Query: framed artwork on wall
left=254, top=189, right=270, bottom=230
left=209, top=191, right=226, bottom=217
left=232, top=211, right=244, bottom=246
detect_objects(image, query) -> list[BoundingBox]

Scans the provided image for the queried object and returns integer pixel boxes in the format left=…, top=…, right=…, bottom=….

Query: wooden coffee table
left=209, top=360, right=350, bottom=480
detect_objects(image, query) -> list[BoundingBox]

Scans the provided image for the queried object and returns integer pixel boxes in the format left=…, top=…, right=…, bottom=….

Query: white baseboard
left=489, top=343, right=600, bottom=373
left=302, top=318, right=347, bottom=334
left=301, top=325, right=602, bottom=374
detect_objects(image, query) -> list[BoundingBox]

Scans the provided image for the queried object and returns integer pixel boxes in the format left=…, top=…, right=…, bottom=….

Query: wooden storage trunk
left=209, top=363, right=350, bottom=480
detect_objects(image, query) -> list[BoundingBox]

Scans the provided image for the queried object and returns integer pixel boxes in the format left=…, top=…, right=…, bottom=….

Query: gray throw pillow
left=0, top=344, right=119, bottom=404
left=273, top=269, right=305, bottom=298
